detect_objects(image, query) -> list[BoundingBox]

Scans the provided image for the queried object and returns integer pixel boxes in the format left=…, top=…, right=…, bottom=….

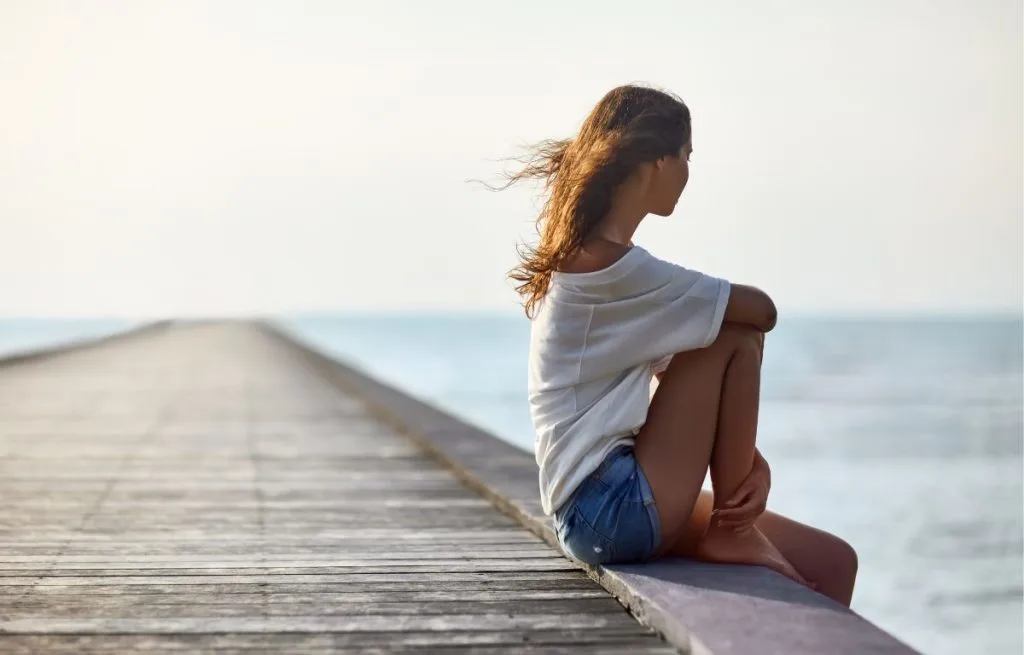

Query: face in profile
left=647, top=140, right=692, bottom=217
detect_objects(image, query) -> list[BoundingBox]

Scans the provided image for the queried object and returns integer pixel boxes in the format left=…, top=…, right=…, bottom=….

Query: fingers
left=716, top=501, right=766, bottom=522
left=719, top=514, right=760, bottom=534
left=719, top=516, right=759, bottom=533
left=721, top=484, right=754, bottom=510
left=715, top=503, right=755, bottom=519
left=715, top=495, right=767, bottom=532
left=715, top=489, right=762, bottom=520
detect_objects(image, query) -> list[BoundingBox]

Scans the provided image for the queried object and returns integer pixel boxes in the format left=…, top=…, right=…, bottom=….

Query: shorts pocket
left=557, top=506, right=615, bottom=566
left=585, top=467, right=658, bottom=564
left=604, top=497, right=657, bottom=563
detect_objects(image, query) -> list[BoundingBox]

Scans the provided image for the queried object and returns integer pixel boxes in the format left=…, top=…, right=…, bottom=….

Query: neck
left=596, top=177, right=648, bottom=245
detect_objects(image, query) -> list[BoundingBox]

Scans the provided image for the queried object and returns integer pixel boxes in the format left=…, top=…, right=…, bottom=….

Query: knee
left=843, top=540, right=859, bottom=575
left=712, top=323, right=763, bottom=353
left=658, top=323, right=762, bottom=376
left=832, top=537, right=859, bottom=581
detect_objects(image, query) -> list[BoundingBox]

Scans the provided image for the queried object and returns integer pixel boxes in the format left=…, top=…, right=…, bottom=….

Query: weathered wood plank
left=0, top=613, right=644, bottom=633
left=0, top=631, right=675, bottom=652
left=1, top=598, right=628, bottom=619
left=0, top=566, right=586, bottom=585
left=0, top=550, right=563, bottom=567
left=0, top=323, right=670, bottom=653
left=0, top=559, right=575, bottom=576
left=1, top=579, right=603, bottom=596
left=0, top=646, right=679, bottom=655
left=0, top=528, right=540, bottom=542
left=2, top=589, right=612, bottom=606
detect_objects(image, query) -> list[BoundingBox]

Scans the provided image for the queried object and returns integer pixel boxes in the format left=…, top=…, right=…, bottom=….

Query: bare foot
left=697, top=523, right=813, bottom=587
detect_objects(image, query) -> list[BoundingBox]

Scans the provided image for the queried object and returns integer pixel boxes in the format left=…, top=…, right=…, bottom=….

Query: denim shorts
left=553, top=444, right=662, bottom=566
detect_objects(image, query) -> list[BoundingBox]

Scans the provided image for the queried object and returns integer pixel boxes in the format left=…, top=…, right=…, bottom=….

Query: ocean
left=278, top=314, right=1023, bottom=655
left=0, top=318, right=139, bottom=358
left=2, top=315, right=1021, bottom=655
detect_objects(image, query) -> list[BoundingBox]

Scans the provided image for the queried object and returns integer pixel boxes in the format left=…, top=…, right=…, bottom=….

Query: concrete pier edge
left=267, top=321, right=919, bottom=655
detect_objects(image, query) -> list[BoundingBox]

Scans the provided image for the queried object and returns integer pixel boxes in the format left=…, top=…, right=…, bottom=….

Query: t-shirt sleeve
left=577, top=256, right=731, bottom=382
left=650, top=261, right=732, bottom=354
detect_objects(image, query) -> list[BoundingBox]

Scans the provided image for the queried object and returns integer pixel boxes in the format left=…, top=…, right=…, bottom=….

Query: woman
left=504, top=84, right=858, bottom=606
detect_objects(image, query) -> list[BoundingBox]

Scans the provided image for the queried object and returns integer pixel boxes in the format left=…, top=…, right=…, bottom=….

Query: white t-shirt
left=528, top=245, right=732, bottom=515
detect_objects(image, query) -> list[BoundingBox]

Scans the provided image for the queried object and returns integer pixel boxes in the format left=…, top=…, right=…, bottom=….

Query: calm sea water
left=0, top=318, right=138, bottom=358
left=278, top=314, right=1023, bottom=655
left=2, top=315, right=1020, bottom=655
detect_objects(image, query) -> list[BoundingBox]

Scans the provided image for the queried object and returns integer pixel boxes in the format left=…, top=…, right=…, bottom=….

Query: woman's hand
left=714, top=450, right=771, bottom=532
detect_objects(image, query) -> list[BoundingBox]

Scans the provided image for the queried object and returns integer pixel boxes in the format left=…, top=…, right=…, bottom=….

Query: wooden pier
left=0, top=323, right=674, bottom=654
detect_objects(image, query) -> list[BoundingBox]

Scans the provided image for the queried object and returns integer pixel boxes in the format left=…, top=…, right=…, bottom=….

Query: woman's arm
left=723, top=284, right=777, bottom=333
left=653, top=283, right=774, bottom=383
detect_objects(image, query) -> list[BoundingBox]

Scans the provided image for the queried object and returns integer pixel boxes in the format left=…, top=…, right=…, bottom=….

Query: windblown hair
left=503, top=84, right=691, bottom=318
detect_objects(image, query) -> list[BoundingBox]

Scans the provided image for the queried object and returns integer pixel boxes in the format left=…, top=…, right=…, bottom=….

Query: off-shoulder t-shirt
left=528, top=245, right=731, bottom=515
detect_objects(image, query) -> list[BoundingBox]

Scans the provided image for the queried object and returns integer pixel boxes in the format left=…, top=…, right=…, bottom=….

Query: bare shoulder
left=557, top=240, right=633, bottom=274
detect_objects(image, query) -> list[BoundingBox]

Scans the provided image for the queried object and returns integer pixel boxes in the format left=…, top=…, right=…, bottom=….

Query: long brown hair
left=502, top=84, right=691, bottom=318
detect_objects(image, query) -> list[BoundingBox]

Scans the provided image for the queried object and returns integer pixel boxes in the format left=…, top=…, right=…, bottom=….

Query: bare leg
left=661, top=490, right=858, bottom=606
left=692, top=329, right=805, bottom=583
left=756, top=512, right=858, bottom=606
left=635, top=325, right=804, bottom=583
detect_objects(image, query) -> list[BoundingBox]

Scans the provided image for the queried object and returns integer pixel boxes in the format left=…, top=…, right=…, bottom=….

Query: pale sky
left=1, top=0, right=1021, bottom=317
